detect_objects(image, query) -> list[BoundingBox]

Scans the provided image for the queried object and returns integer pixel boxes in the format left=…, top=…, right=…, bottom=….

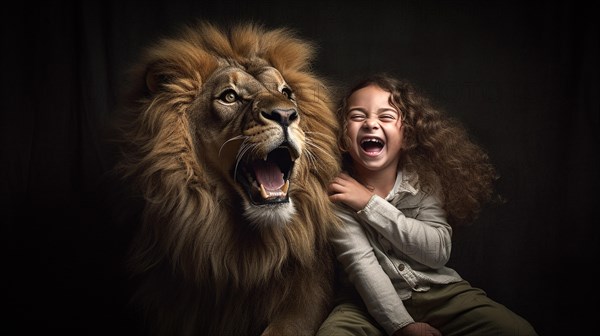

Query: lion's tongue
left=253, top=161, right=285, bottom=191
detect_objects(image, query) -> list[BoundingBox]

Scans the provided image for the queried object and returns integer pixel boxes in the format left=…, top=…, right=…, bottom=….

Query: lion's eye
left=281, top=87, right=294, bottom=100
left=218, top=89, right=239, bottom=103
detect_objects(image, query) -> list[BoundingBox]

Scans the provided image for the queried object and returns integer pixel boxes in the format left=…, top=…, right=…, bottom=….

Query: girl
left=318, top=74, right=537, bottom=336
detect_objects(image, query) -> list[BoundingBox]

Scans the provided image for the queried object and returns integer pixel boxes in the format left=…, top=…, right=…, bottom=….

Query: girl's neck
left=354, top=164, right=398, bottom=199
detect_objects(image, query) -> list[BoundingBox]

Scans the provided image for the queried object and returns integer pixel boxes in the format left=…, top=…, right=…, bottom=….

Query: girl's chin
left=357, top=159, right=387, bottom=170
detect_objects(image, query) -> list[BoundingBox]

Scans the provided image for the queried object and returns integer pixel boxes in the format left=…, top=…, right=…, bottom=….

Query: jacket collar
left=387, top=169, right=419, bottom=200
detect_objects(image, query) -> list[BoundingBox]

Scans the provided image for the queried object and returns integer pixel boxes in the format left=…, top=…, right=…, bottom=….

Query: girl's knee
left=316, top=303, right=384, bottom=336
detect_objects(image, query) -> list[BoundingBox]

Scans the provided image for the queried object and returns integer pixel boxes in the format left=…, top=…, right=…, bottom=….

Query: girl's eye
left=218, top=89, right=239, bottom=103
left=349, top=115, right=365, bottom=121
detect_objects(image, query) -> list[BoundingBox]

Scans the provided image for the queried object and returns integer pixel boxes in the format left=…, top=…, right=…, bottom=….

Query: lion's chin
left=243, top=199, right=296, bottom=229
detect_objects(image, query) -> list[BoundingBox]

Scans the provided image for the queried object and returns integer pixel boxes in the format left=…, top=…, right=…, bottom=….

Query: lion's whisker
left=235, top=140, right=253, bottom=163
left=219, top=135, right=248, bottom=158
left=303, top=140, right=323, bottom=169
left=233, top=142, right=255, bottom=182
left=303, top=148, right=318, bottom=168
left=304, top=138, right=337, bottom=162
left=303, top=131, right=329, bottom=136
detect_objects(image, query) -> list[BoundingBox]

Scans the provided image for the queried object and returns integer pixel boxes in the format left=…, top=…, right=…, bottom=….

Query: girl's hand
left=328, top=172, right=373, bottom=211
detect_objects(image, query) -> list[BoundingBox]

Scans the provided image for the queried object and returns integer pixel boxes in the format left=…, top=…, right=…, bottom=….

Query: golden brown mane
left=113, top=21, right=341, bottom=335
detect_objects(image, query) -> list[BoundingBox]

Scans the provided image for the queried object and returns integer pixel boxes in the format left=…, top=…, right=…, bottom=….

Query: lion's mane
left=113, top=22, right=341, bottom=335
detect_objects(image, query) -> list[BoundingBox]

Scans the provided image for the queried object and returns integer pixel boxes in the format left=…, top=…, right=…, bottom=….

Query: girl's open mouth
left=360, top=137, right=384, bottom=155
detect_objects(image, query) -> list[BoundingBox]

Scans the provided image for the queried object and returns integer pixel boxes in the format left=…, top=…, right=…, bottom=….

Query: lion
left=112, top=21, right=342, bottom=336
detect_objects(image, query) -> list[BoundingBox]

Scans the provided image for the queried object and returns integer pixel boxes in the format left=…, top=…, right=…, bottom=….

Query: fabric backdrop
left=2, top=1, right=597, bottom=335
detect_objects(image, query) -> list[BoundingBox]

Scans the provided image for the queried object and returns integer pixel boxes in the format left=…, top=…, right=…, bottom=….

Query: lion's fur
left=113, top=22, right=341, bottom=335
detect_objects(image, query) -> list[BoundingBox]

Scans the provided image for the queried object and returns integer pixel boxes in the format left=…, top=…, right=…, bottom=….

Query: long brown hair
left=337, top=73, right=499, bottom=226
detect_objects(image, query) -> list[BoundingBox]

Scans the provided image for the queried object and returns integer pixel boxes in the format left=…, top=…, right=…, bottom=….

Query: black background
left=2, top=1, right=598, bottom=335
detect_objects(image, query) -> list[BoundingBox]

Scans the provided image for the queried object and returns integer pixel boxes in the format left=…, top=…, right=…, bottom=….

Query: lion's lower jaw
left=243, top=199, right=296, bottom=228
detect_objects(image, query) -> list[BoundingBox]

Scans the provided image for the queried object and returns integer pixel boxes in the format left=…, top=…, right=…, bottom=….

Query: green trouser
left=316, top=280, right=538, bottom=336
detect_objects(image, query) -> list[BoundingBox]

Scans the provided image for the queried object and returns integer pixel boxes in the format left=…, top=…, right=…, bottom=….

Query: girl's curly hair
left=337, top=73, right=499, bottom=226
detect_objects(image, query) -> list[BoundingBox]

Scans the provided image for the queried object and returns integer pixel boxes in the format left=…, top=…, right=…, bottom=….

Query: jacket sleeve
left=357, top=194, right=453, bottom=269
left=332, top=208, right=414, bottom=335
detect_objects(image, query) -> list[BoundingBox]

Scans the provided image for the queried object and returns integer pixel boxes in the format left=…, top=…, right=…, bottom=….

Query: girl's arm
left=332, top=209, right=415, bottom=335
left=329, top=172, right=452, bottom=269
left=358, top=193, right=452, bottom=269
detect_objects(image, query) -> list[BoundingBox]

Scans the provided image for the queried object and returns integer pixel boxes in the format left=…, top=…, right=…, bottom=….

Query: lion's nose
left=261, top=109, right=298, bottom=127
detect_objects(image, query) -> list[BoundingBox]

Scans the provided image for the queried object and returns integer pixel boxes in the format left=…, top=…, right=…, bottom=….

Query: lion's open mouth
left=236, top=145, right=296, bottom=205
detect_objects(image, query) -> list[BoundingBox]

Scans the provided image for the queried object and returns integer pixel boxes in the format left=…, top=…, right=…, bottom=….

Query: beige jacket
left=332, top=169, right=462, bottom=335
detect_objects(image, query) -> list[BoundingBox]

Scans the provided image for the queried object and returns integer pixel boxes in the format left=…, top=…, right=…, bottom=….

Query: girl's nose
left=363, top=118, right=379, bottom=129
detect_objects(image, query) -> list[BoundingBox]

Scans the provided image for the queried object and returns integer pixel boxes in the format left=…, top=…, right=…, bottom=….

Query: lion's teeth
left=259, top=182, right=288, bottom=199
left=259, top=184, right=269, bottom=199
left=281, top=180, right=289, bottom=194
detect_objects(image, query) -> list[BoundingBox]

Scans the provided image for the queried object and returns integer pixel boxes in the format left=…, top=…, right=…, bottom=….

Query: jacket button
left=397, top=263, right=405, bottom=271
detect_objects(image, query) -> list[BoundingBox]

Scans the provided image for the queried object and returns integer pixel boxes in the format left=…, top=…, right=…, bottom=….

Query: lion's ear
left=145, top=67, right=160, bottom=94
left=144, top=62, right=170, bottom=94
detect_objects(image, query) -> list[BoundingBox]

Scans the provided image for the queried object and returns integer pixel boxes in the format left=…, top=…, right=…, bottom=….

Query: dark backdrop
left=2, top=1, right=598, bottom=335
